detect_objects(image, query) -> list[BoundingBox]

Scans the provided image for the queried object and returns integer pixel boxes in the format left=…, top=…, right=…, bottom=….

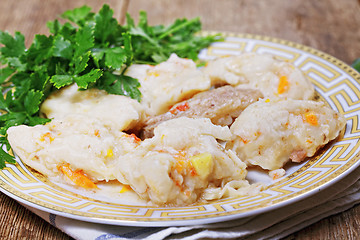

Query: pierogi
left=41, top=84, right=147, bottom=132
left=226, top=99, right=346, bottom=170
left=126, top=53, right=211, bottom=115
left=7, top=115, right=140, bottom=182
left=202, top=53, right=315, bottom=100
left=112, top=117, right=249, bottom=206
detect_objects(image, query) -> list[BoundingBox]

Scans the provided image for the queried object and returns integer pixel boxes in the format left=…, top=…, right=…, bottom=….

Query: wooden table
left=0, top=0, right=359, bottom=239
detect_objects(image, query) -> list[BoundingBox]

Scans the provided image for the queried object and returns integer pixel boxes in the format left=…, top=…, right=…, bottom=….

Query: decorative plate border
left=0, top=32, right=360, bottom=227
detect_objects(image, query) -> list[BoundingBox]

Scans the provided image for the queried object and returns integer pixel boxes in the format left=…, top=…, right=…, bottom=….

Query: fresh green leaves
left=125, top=12, right=221, bottom=64
left=0, top=31, right=26, bottom=58
left=352, top=58, right=360, bottom=72
left=0, top=4, right=221, bottom=168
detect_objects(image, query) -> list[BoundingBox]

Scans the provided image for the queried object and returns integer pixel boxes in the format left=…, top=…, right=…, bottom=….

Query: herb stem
left=158, top=18, right=199, bottom=40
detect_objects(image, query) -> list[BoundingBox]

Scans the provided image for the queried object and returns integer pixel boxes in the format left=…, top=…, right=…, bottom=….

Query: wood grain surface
left=0, top=0, right=360, bottom=239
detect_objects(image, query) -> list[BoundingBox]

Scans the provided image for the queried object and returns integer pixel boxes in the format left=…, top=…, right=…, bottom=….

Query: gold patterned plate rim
left=0, top=32, right=360, bottom=227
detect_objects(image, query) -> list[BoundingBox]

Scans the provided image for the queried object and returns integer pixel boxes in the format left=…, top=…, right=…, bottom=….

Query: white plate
left=1, top=33, right=360, bottom=227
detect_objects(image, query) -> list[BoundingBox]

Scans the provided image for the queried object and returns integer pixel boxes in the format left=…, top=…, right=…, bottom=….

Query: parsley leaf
left=24, top=90, right=43, bottom=115
left=0, top=31, right=26, bottom=58
left=50, top=75, right=74, bottom=88
left=75, top=69, right=103, bottom=89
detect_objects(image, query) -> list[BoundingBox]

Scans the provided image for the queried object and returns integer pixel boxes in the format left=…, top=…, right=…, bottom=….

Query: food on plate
left=112, top=117, right=250, bottom=205
left=7, top=114, right=253, bottom=206
left=125, top=54, right=211, bottom=115
left=226, top=99, right=346, bottom=171
left=40, top=84, right=147, bottom=131
left=202, top=53, right=315, bottom=100
left=4, top=50, right=346, bottom=206
left=142, top=85, right=263, bottom=138
left=7, top=115, right=140, bottom=182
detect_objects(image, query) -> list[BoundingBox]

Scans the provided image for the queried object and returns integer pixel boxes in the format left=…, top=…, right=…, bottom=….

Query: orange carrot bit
left=173, top=150, right=187, bottom=160
left=184, top=190, right=192, bottom=197
left=57, top=164, right=97, bottom=189
left=175, top=180, right=182, bottom=188
left=277, top=76, right=290, bottom=94
left=130, top=133, right=141, bottom=143
left=240, top=136, right=249, bottom=144
left=40, top=132, right=54, bottom=143
left=272, top=172, right=280, bottom=180
left=170, top=102, right=190, bottom=115
left=175, top=160, right=186, bottom=173
left=189, top=164, right=197, bottom=177
left=124, top=133, right=141, bottom=144
left=94, top=129, right=100, bottom=137
left=304, top=112, right=318, bottom=126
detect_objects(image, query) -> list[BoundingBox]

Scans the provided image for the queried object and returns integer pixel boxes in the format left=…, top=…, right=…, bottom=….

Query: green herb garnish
left=352, top=58, right=360, bottom=72
left=0, top=4, right=222, bottom=168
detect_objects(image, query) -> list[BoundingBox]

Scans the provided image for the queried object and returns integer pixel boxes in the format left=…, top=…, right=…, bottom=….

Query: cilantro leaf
left=99, top=72, right=141, bottom=101
left=27, top=116, right=51, bottom=126
left=0, top=148, right=16, bottom=168
left=7, top=57, right=26, bottom=71
left=105, top=47, right=127, bottom=69
left=74, top=69, right=102, bottom=89
left=0, top=66, right=15, bottom=84
left=61, top=5, right=94, bottom=27
left=74, top=25, right=94, bottom=57
left=0, top=112, right=27, bottom=128
left=53, top=36, right=73, bottom=59
left=73, top=51, right=90, bottom=75
left=50, top=75, right=74, bottom=88
left=0, top=31, right=26, bottom=58
left=26, top=34, right=54, bottom=66
left=24, top=90, right=43, bottom=115
left=94, top=4, right=119, bottom=43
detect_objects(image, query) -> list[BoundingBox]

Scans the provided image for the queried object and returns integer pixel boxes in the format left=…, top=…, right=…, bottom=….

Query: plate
left=1, top=33, right=360, bottom=227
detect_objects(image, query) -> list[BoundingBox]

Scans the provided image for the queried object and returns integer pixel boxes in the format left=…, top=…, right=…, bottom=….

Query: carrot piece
left=58, top=164, right=97, bottom=189
left=170, top=102, right=189, bottom=114
left=94, top=129, right=100, bottom=137
left=304, top=113, right=318, bottom=126
left=277, top=76, right=289, bottom=94
left=40, top=132, right=54, bottom=143
left=129, top=133, right=141, bottom=143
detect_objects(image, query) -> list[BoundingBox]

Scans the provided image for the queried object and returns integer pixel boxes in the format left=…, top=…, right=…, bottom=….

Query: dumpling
left=7, top=115, right=140, bottom=183
left=40, top=84, right=146, bottom=132
left=226, top=99, right=346, bottom=170
left=202, top=53, right=315, bottom=100
left=125, top=54, right=211, bottom=115
left=113, top=117, right=248, bottom=206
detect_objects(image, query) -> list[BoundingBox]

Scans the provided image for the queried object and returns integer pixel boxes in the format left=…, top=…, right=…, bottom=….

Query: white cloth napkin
left=23, top=166, right=360, bottom=240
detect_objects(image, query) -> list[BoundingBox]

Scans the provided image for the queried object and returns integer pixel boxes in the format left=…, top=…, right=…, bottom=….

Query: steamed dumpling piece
left=7, top=115, right=140, bottom=182
left=126, top=53, right=211, bottom=115
left=40, top=84, right=146, bottom=132
left=113, top=117, right=248, bottom=206
left=203, top=53, right=315, bottom=100
left=227, top=99, right=346, bottom=170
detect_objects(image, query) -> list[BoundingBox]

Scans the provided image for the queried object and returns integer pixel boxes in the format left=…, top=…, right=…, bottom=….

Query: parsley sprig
left=0, top=4, right=221, bottom=168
